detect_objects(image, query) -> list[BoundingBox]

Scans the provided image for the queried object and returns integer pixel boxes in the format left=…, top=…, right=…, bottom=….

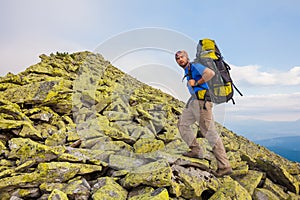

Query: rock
left=253, top=188, right=280, bottom=200
left=133, top=138, right=165, bottom=153
left=121, top=160, right=172, bottom=188
left=0, top=160, right=35, bottom=179
left=256, top=158, right=299, bottom=194
left=61, top=178, right=91, bottom=200
left=235, top=170, right=264, bottom=195
left=92, top=177, right=128, bottom=200
left=128, top=188, right=169, bottom=200
left=288, top=192, right=300, bottom=200
left=108, top=154, right=147, bottom=170
left=48, top=189, right=68, bottom=200
left=8, top=138, right=65, bottom=164
left=263, top=178, right=289, bottom=200
left=0, top=51, right=298, bottom=199
left=11, top=188, right=41, bottom=199
left=0, top=170, right=41, bottom=191
left=171, top=165, right=218, bottom=198
left=39, top=182, right=66, bottom=193
left=209, top=176, right=252, bottom=200
left=58, top=147, right=112, bottom=165
left=36, top=162, right=103, bottom=182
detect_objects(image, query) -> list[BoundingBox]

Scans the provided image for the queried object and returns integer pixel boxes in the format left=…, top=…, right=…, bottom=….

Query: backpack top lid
left=197, top=38, right=221, bottom=60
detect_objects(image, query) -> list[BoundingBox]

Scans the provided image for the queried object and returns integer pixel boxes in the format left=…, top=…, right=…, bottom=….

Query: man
left=175, top=50, right=232, bottom=177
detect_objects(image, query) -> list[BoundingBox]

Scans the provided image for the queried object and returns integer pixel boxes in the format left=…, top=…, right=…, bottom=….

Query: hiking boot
left=183, top=139, right=204, bottom=159
left=183, top=147, right=204, bottom=159
left=213, top=167, right=233, bottom=177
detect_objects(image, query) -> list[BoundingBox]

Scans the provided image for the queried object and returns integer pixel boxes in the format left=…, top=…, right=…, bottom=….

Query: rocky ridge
left=0, top=51, right=299, bottom=199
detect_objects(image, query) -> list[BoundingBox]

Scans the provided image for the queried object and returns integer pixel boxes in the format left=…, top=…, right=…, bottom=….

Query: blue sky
left=0, top=1, right=299, bottom=133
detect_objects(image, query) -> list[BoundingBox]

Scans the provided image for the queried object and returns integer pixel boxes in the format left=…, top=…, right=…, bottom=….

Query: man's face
left=175, top=53, right=189, bottom=68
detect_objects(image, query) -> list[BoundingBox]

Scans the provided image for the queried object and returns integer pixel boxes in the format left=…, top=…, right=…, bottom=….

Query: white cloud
left=230, top=64, right=300, bottom=86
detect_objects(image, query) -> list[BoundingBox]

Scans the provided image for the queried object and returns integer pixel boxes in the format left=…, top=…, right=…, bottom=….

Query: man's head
left=175, top=50, right=189, bottom=68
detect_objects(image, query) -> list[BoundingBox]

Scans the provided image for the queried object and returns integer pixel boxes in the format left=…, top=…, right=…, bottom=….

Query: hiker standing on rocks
left=175, top=50, right=232, bottom=177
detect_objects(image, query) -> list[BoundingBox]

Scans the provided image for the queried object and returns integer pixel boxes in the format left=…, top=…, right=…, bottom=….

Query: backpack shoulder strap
left=187, top=65, right=192, bottom=79
left=182, top=64, right=193, bottom=81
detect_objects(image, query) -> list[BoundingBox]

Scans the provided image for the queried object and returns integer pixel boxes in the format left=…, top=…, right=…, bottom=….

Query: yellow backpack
left=194, top=38, right=243, bottom=104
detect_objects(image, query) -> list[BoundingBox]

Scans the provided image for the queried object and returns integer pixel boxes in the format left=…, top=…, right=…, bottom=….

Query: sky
left=0, top=0, right=299, bottom=136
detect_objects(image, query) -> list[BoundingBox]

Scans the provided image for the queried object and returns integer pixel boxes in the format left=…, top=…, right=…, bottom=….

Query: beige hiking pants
left=177, top=98, right=231, bottom=169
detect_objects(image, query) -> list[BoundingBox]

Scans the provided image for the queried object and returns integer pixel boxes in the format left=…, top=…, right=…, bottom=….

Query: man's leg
left=198, top=101, right=232, bottom=176
left=212, top=138, right=232, bottom=176
left=178, top=100, right=203, bottom=158
left=198, top=101, right=219, bottom=146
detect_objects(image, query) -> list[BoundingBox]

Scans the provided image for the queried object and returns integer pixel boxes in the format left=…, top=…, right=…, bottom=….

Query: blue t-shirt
left=184, top=62, right=209, bottom=95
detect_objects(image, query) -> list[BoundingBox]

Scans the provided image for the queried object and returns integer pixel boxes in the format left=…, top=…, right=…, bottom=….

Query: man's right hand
left=188, top=79, right=196, bottom=86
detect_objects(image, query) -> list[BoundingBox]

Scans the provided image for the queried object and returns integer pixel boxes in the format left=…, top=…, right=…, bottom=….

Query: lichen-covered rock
left=0, top=118, right=27, bottom=130
left=288, top=192, right=300, bottom=200
left=0, top=160, right=35, bottom=179
left=90, top=139, right=133, bottom=152
left=133, top=138, right=165, bottom=153
left=256, top=158, right=299, bottom=194
left=37, top=162, right=103, bottom=182
left=48, top=189, right=68, bottom=200
left=235, top=170, right=264, bottom=195
left=0, top=171, right=41, bottom=191
left=0, top=161, right=102, bottom=193
left=39, top=182, right=66, bottom=193
left=171, top=165, right=219, bottom=199
left=18, top=122, right=43, bottom=139
left=263, top=178, right=289, bottom=200
left=92, top=177, right=128, bottom=200
left=0, top=51, right=299, bottom=199
left=8, top=138, right=65, bottom=164
left=58, top=146, right=112, bottom=165
left=128, top=188, right=169, bottom=200
left=2, top=79, right=72, bottom=107
left=108, top=154, right=146, bottom=170
left=60, top=178, right=91, bottom=200
left=209, top=176, right=252, bottom=200
left=11, top=188, right=40, bottom=199
left=253, top=188, right=280, bottom=200
left=122, top=160, right=172, bottom=188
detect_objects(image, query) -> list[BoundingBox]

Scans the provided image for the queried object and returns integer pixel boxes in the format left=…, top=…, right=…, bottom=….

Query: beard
left=179, top=61, right=188, bottom=68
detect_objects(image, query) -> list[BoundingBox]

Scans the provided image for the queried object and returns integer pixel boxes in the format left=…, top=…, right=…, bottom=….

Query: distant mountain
left=255, top=136, right=300, bottom=162
left=224, top=119, right=300, bottom=141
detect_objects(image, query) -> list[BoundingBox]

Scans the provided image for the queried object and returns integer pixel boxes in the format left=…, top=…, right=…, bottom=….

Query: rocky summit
left=0, top=51, right=299, bottom=200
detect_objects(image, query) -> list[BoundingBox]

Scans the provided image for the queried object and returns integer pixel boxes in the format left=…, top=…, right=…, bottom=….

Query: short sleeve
left=193, top=63, right=206, bottom=75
